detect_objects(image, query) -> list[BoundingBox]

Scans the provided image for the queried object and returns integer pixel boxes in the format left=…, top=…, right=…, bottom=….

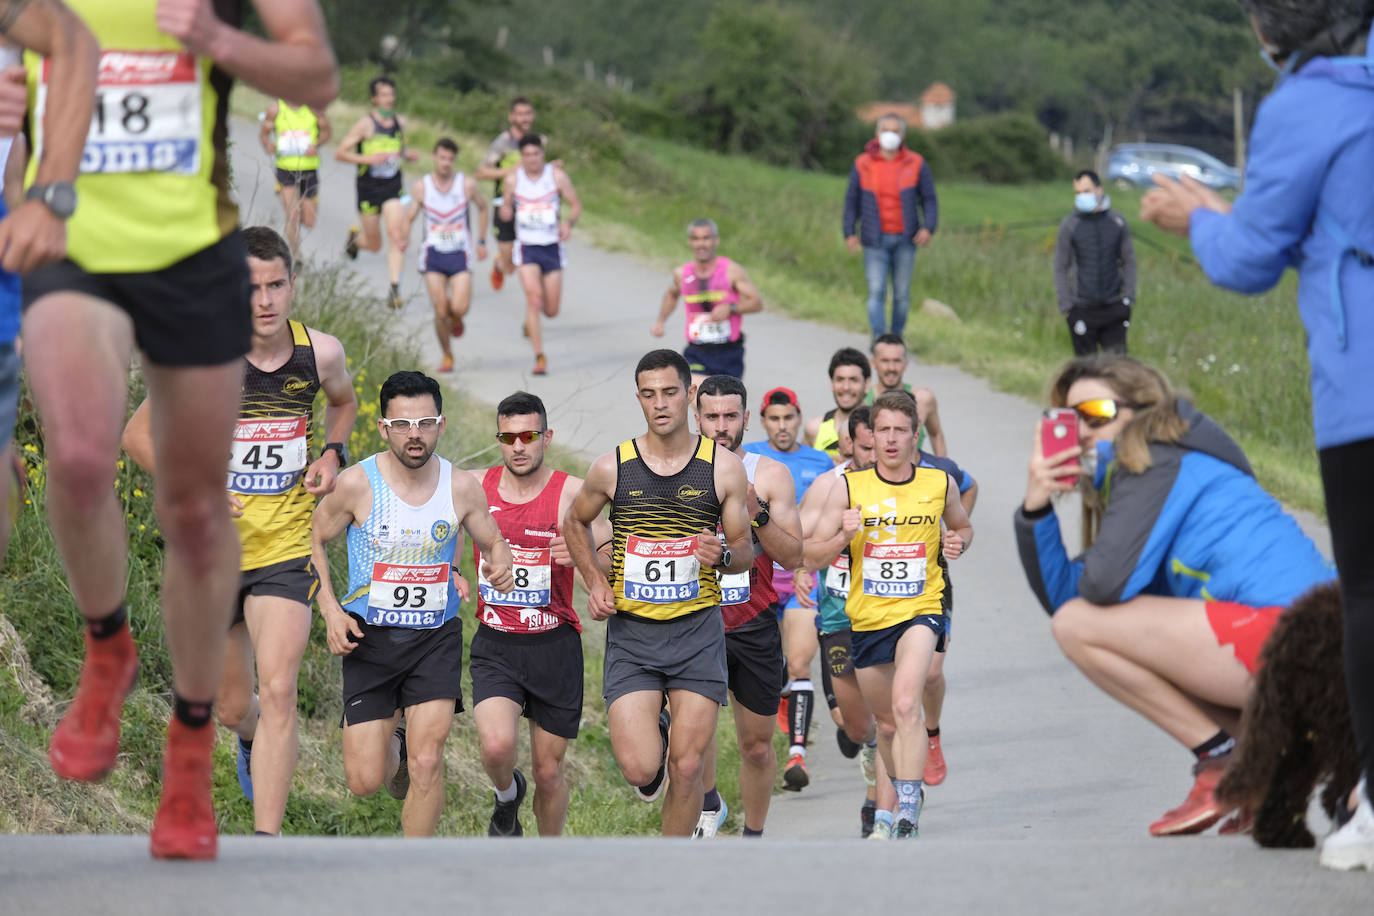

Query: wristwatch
left=752, top=498, right=771, bottom=529
left=322, top=442, right=349, bottom=467
left=714, top=547, right=733, bottom=570
left=25, top=182, right=78, bottom=220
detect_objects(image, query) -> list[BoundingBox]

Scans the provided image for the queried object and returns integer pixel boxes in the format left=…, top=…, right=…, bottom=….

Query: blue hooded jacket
left=1189, top=45, right=1374, bottom=449
left=1014, top=401, right=1334, bottom=615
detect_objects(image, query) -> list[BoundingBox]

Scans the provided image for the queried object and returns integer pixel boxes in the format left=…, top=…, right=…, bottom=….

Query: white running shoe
left=1320, top=778, right=1374, bottom=871
left=868, top=817, right=893, bottom=841
left=860, top=743, right=877, bottom=787
left=692, top=799, right=728, bottom=839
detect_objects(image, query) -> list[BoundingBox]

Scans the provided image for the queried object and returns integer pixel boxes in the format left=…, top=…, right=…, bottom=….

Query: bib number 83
left=878, top=561, right=909, bottom=580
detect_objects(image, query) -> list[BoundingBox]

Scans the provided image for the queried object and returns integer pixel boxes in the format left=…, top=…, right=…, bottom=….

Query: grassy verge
left=2, top=259, right=771, bottom=838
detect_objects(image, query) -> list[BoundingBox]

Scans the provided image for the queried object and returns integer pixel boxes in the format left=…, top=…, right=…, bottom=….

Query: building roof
left=921, top=82, right=956, bottom=105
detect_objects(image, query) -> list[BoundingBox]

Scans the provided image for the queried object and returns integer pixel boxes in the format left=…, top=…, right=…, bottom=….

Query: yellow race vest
left=843, top=464, right=948, bottom=631
left=25, top=0, right=238, bottom=273
left=274, top=101, right=320, bottom=171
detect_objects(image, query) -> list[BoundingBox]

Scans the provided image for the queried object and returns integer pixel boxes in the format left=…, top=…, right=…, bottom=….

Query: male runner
left=803, top=347, right=871, bottom=463
left=22, top=0, right=337, bottom=860
left=336, top=75, right=420, bottom=310
left=813, top=391, right=972, bottom=838
left=122, top=226, right=357, bottom=835
left=467, top=390, right=609, bottom=837
left=406, top=137, right=488, bottom=373
left=865, top=333, right=947, bottom=456
left=650, top=219, right=762, bottom=390
left=742, top=385, right=832, bottom=789
left=259, top=97, right=330, bottom=259
left=692, top=374, right=801, bottom=838
left=563, top=349, right=753, bottom=837
left=498, top=133, right=581, bottom=376
left=312, top=371, right=514, bottom=837
left=474, top=95, right=543, bottom=292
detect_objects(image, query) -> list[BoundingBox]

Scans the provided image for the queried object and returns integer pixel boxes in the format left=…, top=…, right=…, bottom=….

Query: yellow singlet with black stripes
left=608, top=436, right=722, bottom=620
left=230, top=321, right=320, bottom=571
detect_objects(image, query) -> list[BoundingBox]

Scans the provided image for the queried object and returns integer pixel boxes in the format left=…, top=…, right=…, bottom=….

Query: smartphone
left=1041, top=408, right=1079, bottom=486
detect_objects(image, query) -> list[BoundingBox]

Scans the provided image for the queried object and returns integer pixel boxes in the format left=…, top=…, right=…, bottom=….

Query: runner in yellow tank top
left=814, top=391, right=971, bottom=839
left=565, top=349, right=753, bottom=836
left=21, top=0, right=338, bottom=861
left=260, top=98, right=331, bottom=259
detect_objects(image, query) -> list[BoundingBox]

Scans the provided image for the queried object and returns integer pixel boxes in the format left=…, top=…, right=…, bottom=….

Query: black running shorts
left=275, top=167, right=320, bottom=200
left=341, top=615, right=464, bottom=725
left=235, top=555, right=318, bottom=626
left=469, top=623, right=584, bottom=739
left=724, top=613, right=786, bottom=717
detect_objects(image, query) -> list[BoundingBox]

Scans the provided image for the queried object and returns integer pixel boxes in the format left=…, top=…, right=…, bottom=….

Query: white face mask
left=878, top=130, right=902, bottom=152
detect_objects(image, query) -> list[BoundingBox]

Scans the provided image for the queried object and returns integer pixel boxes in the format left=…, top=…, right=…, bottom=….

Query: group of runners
left=264, top=84, right=580, bottom=377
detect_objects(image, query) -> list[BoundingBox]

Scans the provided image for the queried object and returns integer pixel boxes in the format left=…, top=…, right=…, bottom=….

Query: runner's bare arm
left=960, top=476, right=978, bottom=516
left=313, top=107, right=330, bottom=146
left=651, top=268, right=682, bottom=336
left=1, top=133, right=23, bottom=211
left=156, top=0, right=338, bottom=109
left=802, top=414, right=822, bottom=448
left=466, top=177, right=490, bottom=244
left=259, top=100, right=277, bottom=155
left=398, top=116, right=420, bottom=162
left=303, top=330, right=358, bottom=496
left=552, top=473, right=613, bottom=580
left=121, top=399, right=155, bottom=474
left=729, top=262, right=763, bottom=315
left=333, top=117, right=372, bottom=165
left=809, top=474, right=858, bottom=569
left=916, top=388, right=947, bottom=457
left=473, top=139, right=511, bottom=183
left=454, top=471, right=515, bottom=592
left=404, top=177, right=424, bottom=227
left=752, top=457, right=801, bottom=570
left=311, top=468, right=367, bottom=654
left=497, top=173, right=514, bottom=221
left=940, top=474, right=972, bottom=558
left=563, top=452, right=617, bottom=619
left=712, top=448, right=753, bottom=574
left=555, top=169, right=580, bottom=240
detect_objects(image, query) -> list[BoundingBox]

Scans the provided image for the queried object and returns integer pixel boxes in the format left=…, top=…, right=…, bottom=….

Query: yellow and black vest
left=609, top=436, right=722, bottom=620
left=843, top=464, right=948, bottom=631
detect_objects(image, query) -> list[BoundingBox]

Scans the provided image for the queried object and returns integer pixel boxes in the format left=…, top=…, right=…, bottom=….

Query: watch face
left=45, top=183, right=77, bottom=218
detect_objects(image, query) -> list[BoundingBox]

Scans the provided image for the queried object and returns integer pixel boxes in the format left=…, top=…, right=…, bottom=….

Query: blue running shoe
left=236, top=738, right=254, bottom=802
left=693, top=799, right=728, bottom=838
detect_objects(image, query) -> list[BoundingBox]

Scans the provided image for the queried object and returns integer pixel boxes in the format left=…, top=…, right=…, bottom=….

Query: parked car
left=1106, top=143, right=1240, bottom=191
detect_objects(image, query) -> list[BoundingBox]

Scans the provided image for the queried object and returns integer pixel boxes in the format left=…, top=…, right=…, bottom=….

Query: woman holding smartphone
left=1013, top=354, right=1334, bottom=838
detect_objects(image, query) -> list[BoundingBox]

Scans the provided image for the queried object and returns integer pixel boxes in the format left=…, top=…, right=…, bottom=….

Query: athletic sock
left=926, top=727, right=940, bottom=739
left=894, top=778, right=923, bottom=824
left=1192, top=730, right=1236, bottom=762
left=494, top=776, right=519, bottom=803
left=874, top=809, right=894, bottom=830
left=173, top=694, right=213, bottom=729
left=702, top=786, right=722, bottom=813
left=789, top=679, right=814, bottom=751
left=253, top=830, right=276, bottom=837
left=87, top=605, right=128, bottom=640
left=742, top=826, right=764, bottom=837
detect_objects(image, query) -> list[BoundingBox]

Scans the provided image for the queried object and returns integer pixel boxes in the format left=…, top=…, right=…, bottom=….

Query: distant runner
left=259, top=98, right=330, bottom=260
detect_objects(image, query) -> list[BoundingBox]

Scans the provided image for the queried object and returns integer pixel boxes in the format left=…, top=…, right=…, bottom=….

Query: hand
left=475, top=241, right=489, bottom=262
left=451, top=572, right=471, bottom=602
left=0, top=201, right=68, bottom=274
left=550, top=158, right=565, bottom=171
left=324, top=607, right=364, bottom=655
left=845, top=235, right=861, bottom=255
left=649, top=320, right=665, bottom=338
left=1024, top=422, right=1082, bottom=512
left=587, top=579, right=616, bottom=620
left=794, top=569, right=817, bottom=609
left=365, top=151, right=393, bottom=166
left=1141, top=174, right=1230, bottom=238
left=0, top=66, right=27, bottom=137
left=694, top=527, right=723, bottom=567
left=941, top=529, right=965, bottom=560
left=558, top=222, right=571, bottom=242
left=302, top=453, right=341, bottom=496
left=841, top=507, right=861, bottom=538
left=481, top=557, right=515, bottom=593
left=551, top=534, right=573, bottom=567
left=708, top=301, right=732, bottom=322
left=305, top=144, right=319, bottom=158
left=226, top=492, right=245, bottom=519
left=914, top=228, right=932, bottom=247
left=156, top=0, right=226, bottom=58
left=405, top=149, right=421, bottom=163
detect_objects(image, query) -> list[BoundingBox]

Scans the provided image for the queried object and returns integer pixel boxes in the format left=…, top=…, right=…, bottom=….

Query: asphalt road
left=1, top=119, right=1360, bottom=914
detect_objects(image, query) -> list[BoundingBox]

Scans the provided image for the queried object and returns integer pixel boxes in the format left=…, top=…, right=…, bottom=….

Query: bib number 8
left=514, top=568, right=529, bottom=589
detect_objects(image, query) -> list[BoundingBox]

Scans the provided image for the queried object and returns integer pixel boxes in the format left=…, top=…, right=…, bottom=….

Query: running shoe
left=894, top=787, right=926, bottom=839
left=386, top=286, right=403, bottom=310
left=868, top=817, right=892, bottom=841
left=386, top=726, right=410, bottom=800
left=490, top=265, right=504, bottom=291
left=438, top=354, right=454, bottom=373
left=634, top=708, right=670, bottom=802
left=776, top=696, right=789, bottom=735
left=692, top=799, right=728, bottom=839
left=451, top=315, right=465, bottom=338
left=860, top=801, right=876, bottom=838
left=49, top=629, right=139, bottom=782
left=924, top=733, right=947, bottom=786
left=488, top=768, right=527, bottom=837
left=859, top=742, right=877, bottom=788
left=1148, top=757, right=1229, bottom=836
left=149, top=719, right=217, bottom=860
left=236, top=737, right=254, bottom=802
left=1321, top=779, right=1374, bottom=871
left=836, top=728, right=861, bottom=759
left=532, top=354, right=547, bottom=376
left=1218, top=807, right=1254, bottom=835
left=344, top=227, right=359, bottom=260
left=783, top=754, right=809, bottom=791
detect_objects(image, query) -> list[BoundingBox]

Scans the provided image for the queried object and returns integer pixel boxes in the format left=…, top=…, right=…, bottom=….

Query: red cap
left=760, top=386, right=800, bottom=413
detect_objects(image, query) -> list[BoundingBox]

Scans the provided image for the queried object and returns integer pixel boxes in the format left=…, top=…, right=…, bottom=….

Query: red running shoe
left=150, top=718, right=218, bottom=860
left=923, top=734, right=947, bottom=786
left=776, top=696, right=790, bottom=735
left=1149, top=759, right=1230, bottom=836
left=490, top=265, right=504, bottom=291
left=783, top=754, right=809, bottom=791
left=49, top=629, right=138, bottom=782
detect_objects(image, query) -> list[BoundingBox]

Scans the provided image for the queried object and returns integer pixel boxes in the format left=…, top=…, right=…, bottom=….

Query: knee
left=155, top=487, right=229, bottom=564
left=532, top=756, right=566, bottom=794
left=46, top=437, right=115, bottom=506
left=346, top=766, right=383, bottom=798
left=617, top=751, right=658, bottom=788
left=924, top=667, right=944, bottom=690
left=667, top=748, right=704, bottom=787
left=407, top=743, right=445, bottom=790
left=1051, top=597, right=1094, bottom=656
left=844, top=718, right=874, bottom=745
left=216, top=694, right=252, bottom=732
left=740, top=736, right=775, bottom=772
left=258, top=672, right=300, bottom=718
left=432, top=296, right=450, bottom=315
left=891, top=692, right=923, bottom=726
left=479, top=731, right=517, bottom=769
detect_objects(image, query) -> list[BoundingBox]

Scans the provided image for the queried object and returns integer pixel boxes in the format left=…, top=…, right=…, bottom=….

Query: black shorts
left=22, top=230, right=250, bottom=367
left=341, top=615, right=464, bottom=725
left=493, top=209, right=515, bottom=243
left=234, top=555, right=318, bottom=626
left=850, top=614, right=949, bottom=669
left=683, top=339, right=745, bottom=379
left=275, top=167, right=320, bottom=199
left=356, top=176, right=403, bottom=215
left=603, top=607, right=728, bottom=707
left=819, top=628, right=855, bottom=678
left=470, top=624, right=583, bottom=738
left=724, top=613, right=786, bottom=717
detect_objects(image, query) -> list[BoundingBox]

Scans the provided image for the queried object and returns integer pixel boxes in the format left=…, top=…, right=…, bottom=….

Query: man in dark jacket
left=842, top=114, right=938, bottom=340
left=1054, top=169, right=1137, bottom=355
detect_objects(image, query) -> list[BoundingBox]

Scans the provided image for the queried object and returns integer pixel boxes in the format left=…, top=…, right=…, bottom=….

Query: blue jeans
left=863, top=233, right=916, bottom=338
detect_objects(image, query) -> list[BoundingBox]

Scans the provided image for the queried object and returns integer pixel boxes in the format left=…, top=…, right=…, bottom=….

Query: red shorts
left=1205, top=601, right=1283, bottom=674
